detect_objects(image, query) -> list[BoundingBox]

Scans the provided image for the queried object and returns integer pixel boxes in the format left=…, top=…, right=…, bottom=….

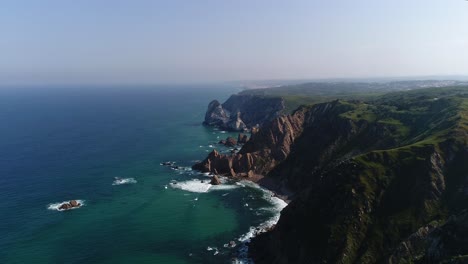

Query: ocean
left=0, top=86, right=286, bottom=264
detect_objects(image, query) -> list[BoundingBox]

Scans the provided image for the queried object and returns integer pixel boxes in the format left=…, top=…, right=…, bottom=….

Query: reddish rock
left=58, top=200, right=81, bottom=210
left=59, top=203, right=71, bottom=210
left=225, top=137, right=237, bottom=147
left=69, top=200, right=80, bottom=207
left=238, top=133, right=249, bottom=144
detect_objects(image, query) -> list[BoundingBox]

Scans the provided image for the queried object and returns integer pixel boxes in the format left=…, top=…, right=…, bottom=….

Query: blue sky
left=1, top=0, right=467, bottom=84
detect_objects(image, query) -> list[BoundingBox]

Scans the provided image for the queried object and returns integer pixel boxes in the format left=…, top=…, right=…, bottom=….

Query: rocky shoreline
left=199, top=87, right=468, bottom=263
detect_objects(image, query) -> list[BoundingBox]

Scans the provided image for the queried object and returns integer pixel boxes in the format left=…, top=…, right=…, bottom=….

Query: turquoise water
left=0, top=86, right=284, bottom=264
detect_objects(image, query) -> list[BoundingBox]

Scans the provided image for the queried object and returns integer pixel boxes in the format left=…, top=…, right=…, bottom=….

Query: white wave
left=170, top=179, right=211, bottom=193
left=234, top=181, right=288, bottom=263
left=235, top=182, right=246, bottom=187
left=112, top=177, right=137, bottom=185
left=210, top=184, right=239, bottom=191
left=47, top=200, right=85, bottom=211
left=170, top=178, right=239, bottom=193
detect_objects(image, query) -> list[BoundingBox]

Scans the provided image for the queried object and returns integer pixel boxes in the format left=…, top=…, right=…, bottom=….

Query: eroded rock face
left=226, top=112, right=247, bottom=131
left=194, top=101, right=358, bottom=178
left=192, top=149, right=257, bottom=177
left=203, top=100, right=229, bottom=127
left=238, top=133, right=249, bottom=144
left=203, top=94, right=285, bottom=131
left=388, top=210, right=468, bottom=264
left=225, top=137, right=237, bottom=147
left=210, top=175, right=221, bottom=185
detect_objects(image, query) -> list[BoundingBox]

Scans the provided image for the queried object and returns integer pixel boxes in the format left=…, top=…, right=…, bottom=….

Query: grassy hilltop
left=244, top=85, right=468, bottom=263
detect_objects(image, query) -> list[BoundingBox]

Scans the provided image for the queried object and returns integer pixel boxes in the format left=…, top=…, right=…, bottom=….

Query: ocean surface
left=0, top=86, right=286, bottom=264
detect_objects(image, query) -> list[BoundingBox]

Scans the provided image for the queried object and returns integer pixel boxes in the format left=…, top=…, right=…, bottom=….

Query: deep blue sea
left=0, top=86, right=285, bottom=264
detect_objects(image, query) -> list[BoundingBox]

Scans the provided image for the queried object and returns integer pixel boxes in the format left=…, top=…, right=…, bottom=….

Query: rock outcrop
left=225, top=137, right=237, bottom=147
left=238, top=133, right=249, bottom=144
left=58, top=200, right=81, bottom=210
left=210, top=175, right=221, bottom=185
left=204, top=100, right=229, bottom=127
left=203, top=94, right=285, bottom=131
left=388, top=210, right=468, bottom=264
left=192, top=149, right=257, bottom=177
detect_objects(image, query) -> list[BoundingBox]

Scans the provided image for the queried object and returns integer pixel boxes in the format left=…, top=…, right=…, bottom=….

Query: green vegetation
left=252, top=85, right=468, bottom=264
left=240, top=81, right=468, bottom=114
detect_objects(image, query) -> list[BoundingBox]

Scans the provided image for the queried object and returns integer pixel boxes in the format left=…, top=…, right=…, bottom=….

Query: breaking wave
left=169, top=179, right=239, bottom=193
left=112, top=177, right=137, bottom=185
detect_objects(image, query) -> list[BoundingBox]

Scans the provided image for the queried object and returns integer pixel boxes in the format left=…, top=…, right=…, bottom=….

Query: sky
left=0, top=0, right=467, bottom=85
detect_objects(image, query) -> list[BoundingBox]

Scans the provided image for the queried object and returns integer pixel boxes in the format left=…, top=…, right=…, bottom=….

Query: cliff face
left=203, top=94, right=285, bottom=131
left=195, top=100, right=401, bottom=190
left=388, top=209, right=468, bottom=264
left=195, top=87, right=468, bottom=263
left=194, top=102, right=306, bottom=176
left=246, top=90, right=468, bottom=263
left=250, top=144, right=467, bottom=264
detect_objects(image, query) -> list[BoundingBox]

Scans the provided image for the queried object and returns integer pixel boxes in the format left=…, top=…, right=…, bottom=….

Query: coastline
left=234, top=173, right=293, bottom=204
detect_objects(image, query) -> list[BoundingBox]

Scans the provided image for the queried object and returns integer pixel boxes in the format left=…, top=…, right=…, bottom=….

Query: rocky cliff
left=203, top=94, right=285, bottom=131
left=195, top=87, right=468, bottom=263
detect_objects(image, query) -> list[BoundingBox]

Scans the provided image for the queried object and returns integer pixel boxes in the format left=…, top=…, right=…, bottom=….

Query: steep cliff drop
left=195, top=87, right=468, bottom=264
left=203, top=94, right=285, bottom=131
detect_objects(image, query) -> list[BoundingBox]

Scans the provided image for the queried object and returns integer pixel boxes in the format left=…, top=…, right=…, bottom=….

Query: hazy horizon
left=1, top=0, right=468, bottom=85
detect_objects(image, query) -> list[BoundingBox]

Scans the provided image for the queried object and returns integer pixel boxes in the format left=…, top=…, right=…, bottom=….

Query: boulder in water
left=58, top=200, right=81, bottom=210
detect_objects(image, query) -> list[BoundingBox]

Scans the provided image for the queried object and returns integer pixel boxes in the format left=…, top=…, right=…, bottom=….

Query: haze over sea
left=0, top=86, right=285, bottom=264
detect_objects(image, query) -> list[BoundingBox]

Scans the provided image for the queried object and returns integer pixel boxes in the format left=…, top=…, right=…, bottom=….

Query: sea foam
left=234, top=181, right=288, bottom=264
left=170, top=179, right=239, bottom=193
left=112, top=177, right=137, bottom=185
